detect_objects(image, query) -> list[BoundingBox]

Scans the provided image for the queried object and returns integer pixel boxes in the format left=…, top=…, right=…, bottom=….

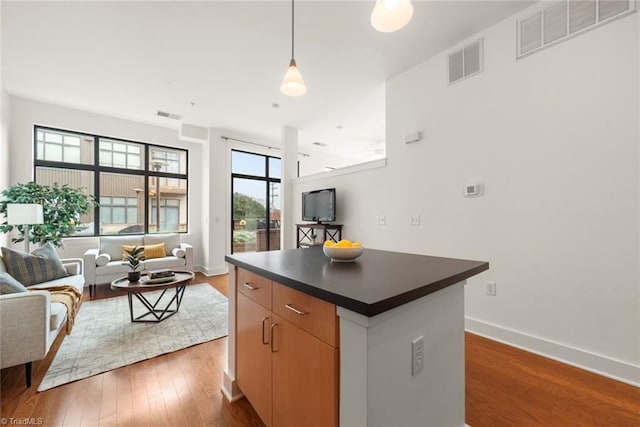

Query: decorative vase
left=128, top=271, right=141, bottom=282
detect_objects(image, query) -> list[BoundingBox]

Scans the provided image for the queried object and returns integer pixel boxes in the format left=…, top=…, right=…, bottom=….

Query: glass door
left=231, top=151, right=281, bottom=253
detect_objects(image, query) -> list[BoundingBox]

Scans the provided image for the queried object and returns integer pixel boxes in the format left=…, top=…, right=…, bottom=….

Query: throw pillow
left=121, top=245, right=142, bottom=261
left=144, top=233, right=179, bottom=256
left=95, top=253, right=111, bottom=266
left=121, top=243, right=166, bottom=261
left=171, top=247, right=186, bottom=258
left=1, top=242, right=68, bottom=286
left=0, top=272, right=28, bottom=294
left=143, top=243, right=166, bottom=259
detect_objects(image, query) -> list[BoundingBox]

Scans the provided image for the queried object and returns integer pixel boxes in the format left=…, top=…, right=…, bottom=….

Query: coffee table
left=111, top=271, right=195, bottom=323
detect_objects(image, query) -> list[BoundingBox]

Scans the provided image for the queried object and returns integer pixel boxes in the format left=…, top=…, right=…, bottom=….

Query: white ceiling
left=1, top=1, right=534, bottom=161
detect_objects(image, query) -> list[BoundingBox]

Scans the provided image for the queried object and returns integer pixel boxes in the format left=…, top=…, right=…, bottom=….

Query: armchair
left=0, top=258, right=84, bottom=387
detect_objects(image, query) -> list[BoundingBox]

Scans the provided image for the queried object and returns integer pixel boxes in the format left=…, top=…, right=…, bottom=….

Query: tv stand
left=296, top=223, right=343, bottom=248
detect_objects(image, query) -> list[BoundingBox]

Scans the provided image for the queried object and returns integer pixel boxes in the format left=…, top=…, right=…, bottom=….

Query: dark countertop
left=225, top=247, right=489, bottom=317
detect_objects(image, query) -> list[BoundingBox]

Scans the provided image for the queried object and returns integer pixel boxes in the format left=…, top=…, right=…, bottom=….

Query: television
left=302, top=188, right=336, bottom=223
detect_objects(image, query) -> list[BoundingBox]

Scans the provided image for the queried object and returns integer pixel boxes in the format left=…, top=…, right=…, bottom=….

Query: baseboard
left=222, top=369, right=244, bottom=403
left=195, top=265, right=229, bottom=276
left=465, top=317, right=640, bottom=387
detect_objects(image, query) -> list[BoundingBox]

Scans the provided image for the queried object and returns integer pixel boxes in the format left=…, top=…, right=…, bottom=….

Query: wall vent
left=448, top=38, right=484, bottom=85
left=517, top=0, right=636, bottom=58
left=156, top=110, right=182, bottom=120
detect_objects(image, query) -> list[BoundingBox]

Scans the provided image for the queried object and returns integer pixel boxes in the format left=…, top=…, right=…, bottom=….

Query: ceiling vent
left=448, top=38, right=484, bottom=85
left=517, top=0, right=636, bottom=58
left=156, top=110, right=182, bottom=121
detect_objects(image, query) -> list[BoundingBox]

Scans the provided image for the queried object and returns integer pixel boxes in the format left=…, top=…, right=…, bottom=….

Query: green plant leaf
left=0, top=181, right=97, bottom=248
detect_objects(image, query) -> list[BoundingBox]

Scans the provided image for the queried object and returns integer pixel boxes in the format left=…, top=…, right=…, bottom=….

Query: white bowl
left=323, top=245, right=364, bottom=262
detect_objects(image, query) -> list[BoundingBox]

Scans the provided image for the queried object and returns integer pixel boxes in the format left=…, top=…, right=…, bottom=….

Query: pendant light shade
left=281, top=59, right=307, bottom=96
left=281, top=0, right=307, bottom=96
left=371, top=0, right=414, bottom=33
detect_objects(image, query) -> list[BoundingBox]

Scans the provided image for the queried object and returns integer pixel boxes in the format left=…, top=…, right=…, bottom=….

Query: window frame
left=33, top=125, right=189, bottom=236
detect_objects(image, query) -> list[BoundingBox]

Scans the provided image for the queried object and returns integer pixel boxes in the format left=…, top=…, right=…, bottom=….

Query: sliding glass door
left=231, top=150, right=281, bottom=253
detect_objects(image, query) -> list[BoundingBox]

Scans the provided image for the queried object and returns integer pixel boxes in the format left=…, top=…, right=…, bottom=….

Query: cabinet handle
left=270, top=323, right=279, bottom=353
left=285, top=304, right=308, bottom=316
left=243, top=282, right=257, bottom=290
left=261, top=317, right=270, bottom=345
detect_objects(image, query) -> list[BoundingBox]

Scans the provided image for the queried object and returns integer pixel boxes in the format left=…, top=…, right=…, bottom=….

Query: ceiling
left=1, top=1, right=534, bottom=161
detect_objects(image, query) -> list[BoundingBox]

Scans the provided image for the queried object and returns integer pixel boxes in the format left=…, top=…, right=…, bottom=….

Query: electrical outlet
left=377, top=215, right=386, bottom=225
left=409, top=215, right=420, bottom=226
left=485, top=281, right=496, bottom=296
left=411, top=336, right=424, bottom=376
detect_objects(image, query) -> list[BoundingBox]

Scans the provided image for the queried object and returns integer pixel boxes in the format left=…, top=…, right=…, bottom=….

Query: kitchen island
left=224, top=247, right=489, bottom=427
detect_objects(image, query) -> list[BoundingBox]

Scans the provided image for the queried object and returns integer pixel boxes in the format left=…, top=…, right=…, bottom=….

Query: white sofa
left=0, top=256, right=84, bottom=388
left=83, top=233, right=193, bottom=296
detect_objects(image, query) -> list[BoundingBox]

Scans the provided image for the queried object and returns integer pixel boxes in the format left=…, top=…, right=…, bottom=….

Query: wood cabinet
left=235, top=268, right=339, bottom=427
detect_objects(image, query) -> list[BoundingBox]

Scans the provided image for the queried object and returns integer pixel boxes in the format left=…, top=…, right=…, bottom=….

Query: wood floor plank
left=128, top=361, right=153, bottom=427
left=98, top=370, right=118, bottom=427
left=59, top=373, right=89, bottom=426
left=2, top=273, right=637, bottom=427
left=186, top=341, right=225, bottom=424
left=77, top=374, right=104, bottom=427
left=142, top=360, right=172, bottom=427
left=114, top=365, right=135, bottom=427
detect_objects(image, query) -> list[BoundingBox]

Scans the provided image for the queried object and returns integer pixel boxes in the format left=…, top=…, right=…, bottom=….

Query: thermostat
left=464, top=183, right=483, bottom=197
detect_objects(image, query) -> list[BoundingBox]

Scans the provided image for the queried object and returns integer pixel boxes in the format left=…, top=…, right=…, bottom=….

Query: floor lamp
left=7, top=203, right=44, bottom=252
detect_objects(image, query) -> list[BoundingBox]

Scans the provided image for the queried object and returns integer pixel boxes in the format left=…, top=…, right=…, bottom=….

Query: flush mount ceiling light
left=371, top=0, right=414, bottom=33
left=280, top=0, right=307, bottom=96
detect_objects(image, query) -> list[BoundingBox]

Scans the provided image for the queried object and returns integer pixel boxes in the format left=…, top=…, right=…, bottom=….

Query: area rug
left=38, top=283, right=228, bottom=391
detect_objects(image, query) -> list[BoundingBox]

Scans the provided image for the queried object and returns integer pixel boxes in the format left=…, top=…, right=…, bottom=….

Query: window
left=36, top=129, right=94, bottom=165
left=231, top=150, right=281, bottom=254
left=100, top=196, right=138, bottom=228
left=99, top=139, right=143, bottom=170
left=34, top=126, right=189, bottom=236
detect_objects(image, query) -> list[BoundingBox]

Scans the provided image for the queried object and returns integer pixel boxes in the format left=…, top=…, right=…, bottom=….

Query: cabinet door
left=237, top=293, right=273, bottom=427
left=271, top=314, right=338, bottom=427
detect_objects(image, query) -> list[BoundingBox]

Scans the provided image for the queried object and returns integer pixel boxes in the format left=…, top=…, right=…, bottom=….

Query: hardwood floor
left=1, top=273, right=638, bottom=426
left=465, top=333, right=639, bottom=426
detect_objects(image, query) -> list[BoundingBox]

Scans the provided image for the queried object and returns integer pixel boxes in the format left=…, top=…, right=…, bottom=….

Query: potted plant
left=0, top=182, right=97, bottom=248
left=124, top=246, right=145, bottom=282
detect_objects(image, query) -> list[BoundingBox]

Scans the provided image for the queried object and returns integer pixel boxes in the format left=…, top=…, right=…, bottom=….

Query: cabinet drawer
left=272, top=282, right=338, bottom=348
left=237, top=268, right=272, bottom=309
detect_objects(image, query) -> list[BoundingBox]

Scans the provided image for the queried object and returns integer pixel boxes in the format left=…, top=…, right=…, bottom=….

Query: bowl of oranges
left=323, top=239, right=363, bottom=262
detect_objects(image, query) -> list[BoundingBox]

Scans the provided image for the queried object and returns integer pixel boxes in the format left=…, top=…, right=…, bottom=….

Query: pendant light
left=371, top=0, right=414, bottom=33
left=280, top=0, right=307, bottom=96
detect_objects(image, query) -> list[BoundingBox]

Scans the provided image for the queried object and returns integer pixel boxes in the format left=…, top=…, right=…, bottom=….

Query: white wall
left=0, top=91, right=9, bottom=248
left=0, top=4, right=9, bottom=247
left=293, top=8, right=640, bottom=384
left=6, top=96, right=206, bottom=268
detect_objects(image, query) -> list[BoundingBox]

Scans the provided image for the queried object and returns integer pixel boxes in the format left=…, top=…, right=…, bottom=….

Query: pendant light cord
left=291, top=0, right=295, bottom=60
